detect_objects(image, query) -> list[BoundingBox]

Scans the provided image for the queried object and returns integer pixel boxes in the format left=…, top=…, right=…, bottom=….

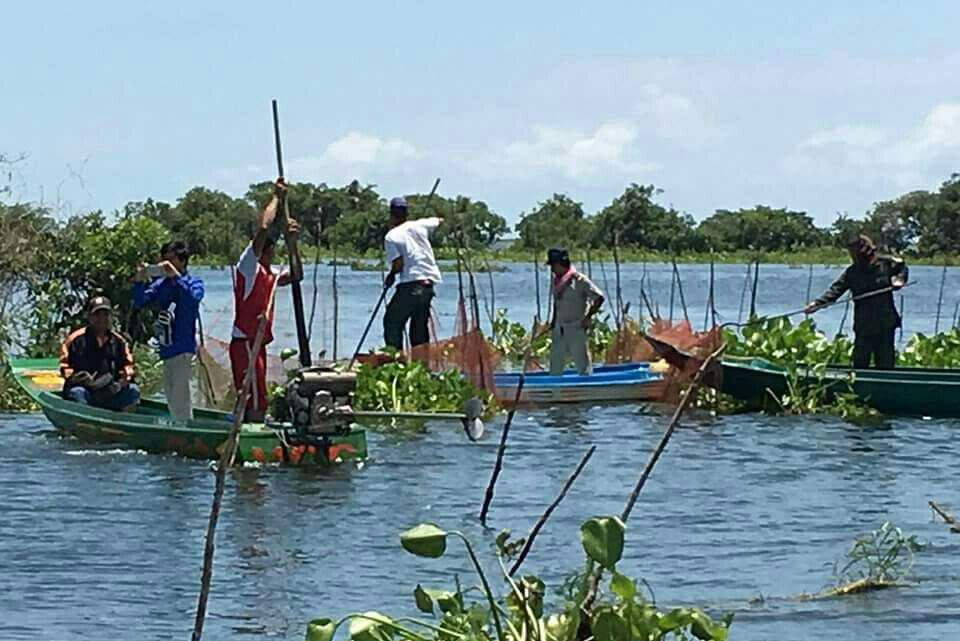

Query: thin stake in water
left=671, top=258, right=689, bottom=323
left=935, top=263, right=948, bottom=334
left=737, top=261, right=752, bottom=324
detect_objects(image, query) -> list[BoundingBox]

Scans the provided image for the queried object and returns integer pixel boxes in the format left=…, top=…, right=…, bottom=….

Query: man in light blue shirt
left=133, top=240, right=204, bottom=420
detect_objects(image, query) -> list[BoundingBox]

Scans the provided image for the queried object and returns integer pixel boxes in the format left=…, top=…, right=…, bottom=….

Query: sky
left=2, top=1, right=959, bottom=228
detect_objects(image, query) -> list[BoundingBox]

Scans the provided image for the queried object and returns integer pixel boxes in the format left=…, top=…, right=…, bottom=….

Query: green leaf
left=591, top=607, right=629, bottom=641
left=610, top=571, right=636, bottom=601
left=413, top=584, right=434, bottom=614
left=690, top=611, right=720, bottom=640
left=349, top=612, right=392, bottom=641
left=400, top=523, right=447, bottom=558
left=305, top=618, right=336, bottom=641
left=581, top=517, right=625, bottom=570
left=658, top=608, right=691, bottom=632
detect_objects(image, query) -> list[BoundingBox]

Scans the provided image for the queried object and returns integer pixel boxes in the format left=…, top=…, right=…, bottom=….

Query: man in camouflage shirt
left=547, top=248, right=606, bottom=375
left=805, top=234, right=908, bottom=369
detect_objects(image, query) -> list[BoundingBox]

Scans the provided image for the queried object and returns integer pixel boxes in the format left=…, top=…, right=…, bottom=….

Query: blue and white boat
left=493, top=362, right=667, bottom=404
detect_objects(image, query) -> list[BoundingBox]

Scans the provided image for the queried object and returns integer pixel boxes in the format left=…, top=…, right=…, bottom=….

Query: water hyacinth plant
left=354, top=359, right=497, bottom=419
left=305, top=517, right=732, bottom=641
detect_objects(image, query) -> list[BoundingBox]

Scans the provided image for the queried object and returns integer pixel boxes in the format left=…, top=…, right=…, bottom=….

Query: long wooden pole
left=272, top=100, right=311, bottom=367
left=508, top=445, right=596, bottom=576
left=192, top=284, right=278, bottom=641
left=935, top=263, right=947, bottom=334
left=583, top=344, right=725, bottom=609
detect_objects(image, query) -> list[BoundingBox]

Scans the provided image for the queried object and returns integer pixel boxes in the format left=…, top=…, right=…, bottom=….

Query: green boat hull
left=717, top=356, right=960, bottom=418
left=9, top=359, right=368, bottom=464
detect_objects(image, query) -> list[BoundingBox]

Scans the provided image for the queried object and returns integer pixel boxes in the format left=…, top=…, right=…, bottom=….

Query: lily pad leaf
left=400, top=523, right=447, bottom=558
left=580, top=516, right=625, bottom=570
left=305, top=618, right=336, bottom=641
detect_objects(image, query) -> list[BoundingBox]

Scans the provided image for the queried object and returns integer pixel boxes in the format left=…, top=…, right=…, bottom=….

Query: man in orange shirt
left=60, top=295, right=140, bottom=411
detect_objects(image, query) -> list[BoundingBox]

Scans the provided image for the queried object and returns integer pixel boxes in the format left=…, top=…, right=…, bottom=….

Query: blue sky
left=3, top=1, right=959, bottom=227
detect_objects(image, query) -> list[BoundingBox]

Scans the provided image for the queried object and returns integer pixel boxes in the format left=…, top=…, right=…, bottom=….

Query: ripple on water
left=2, top=402, right=960, bottom=640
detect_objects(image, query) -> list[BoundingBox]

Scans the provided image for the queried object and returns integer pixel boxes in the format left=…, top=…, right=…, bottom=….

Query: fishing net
left=406, top=290, right=500, bottom=394
left=192, top=336, right=288, bottom=410
left=604, top=317, right=720, bottom=365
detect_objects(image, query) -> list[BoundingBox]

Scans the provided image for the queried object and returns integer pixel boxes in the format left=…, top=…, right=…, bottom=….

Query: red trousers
left=229, top=339, right=267, bottom=415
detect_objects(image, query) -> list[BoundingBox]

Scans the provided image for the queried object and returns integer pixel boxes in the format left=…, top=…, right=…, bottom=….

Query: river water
left=3, top=262, right=960, bottom=641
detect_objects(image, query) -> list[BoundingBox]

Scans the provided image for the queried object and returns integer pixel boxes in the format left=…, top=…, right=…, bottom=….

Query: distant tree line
left=11, top=172, right=954, bottom=265
left=516, top=174, right=960, bottom=256
left=2, top=172, right=959, bottom=358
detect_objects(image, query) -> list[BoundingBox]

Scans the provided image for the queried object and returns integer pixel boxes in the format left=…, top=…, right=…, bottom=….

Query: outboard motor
left=283, top=367, right=358, bottom=438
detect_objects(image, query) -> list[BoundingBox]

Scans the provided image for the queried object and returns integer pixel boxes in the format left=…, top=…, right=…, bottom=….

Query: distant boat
left=493, top=362, right=668, bottom=404
left=644, top=335, right=960, bottom=418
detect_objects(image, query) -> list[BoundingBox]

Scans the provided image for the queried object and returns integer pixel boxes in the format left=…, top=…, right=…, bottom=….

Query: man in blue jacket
left=133, top=240, right=204, bottom=420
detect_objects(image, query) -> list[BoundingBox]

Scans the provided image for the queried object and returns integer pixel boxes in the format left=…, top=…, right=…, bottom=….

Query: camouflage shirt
left=813, top=256, right=908, bottom=335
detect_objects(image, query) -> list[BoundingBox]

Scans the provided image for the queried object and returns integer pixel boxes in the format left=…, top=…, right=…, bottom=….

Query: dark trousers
left=384, top=282, right=434, bottom=350
left=853, top=328, right=896, bottom=369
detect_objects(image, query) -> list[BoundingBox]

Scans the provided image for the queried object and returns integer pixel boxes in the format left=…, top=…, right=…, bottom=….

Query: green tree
left=915, top=175, right=960, bottom=256
left=593, top=184, right=701, bottom=251
left=699, top=205, right=827, bottom=252
left=515, top=194, right=588, bottom=250
left=162, top=187, right=256, bottom=260
left=413, top=195, right=507, bottom=248
left=25, top=212, right=170, bottom=355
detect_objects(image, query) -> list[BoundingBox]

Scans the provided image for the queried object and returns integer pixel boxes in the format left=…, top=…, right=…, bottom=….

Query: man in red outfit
left=229, top=178, right=301, bottom=421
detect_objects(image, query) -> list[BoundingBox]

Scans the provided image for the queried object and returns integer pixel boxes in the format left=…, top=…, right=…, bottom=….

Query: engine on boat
left=278, top=367, right=358, bottom=437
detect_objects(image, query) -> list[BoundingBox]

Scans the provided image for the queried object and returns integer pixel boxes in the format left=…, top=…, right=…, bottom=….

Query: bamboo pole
left=508, top=445, right=596, bottom=576
left=671, top=259, right=690, bottom=324
left=737, top=261, right=751, bottom=324
left=332, top=243, right=339, bottom=360
left=271, top=100, right=311, bottom=367
left=191, top=283, right=278, bottom=641
left=532, top=249, right=542, bottom=323
left=479, top=323, right=545, bottom=525
left=804, top=263, right=814, bottom=306
left=935, top=263, right=948, bottom=334
left=583, top=344, right=725, bottom=609
left=612, top=232, right=624, bottom=328
left=668, top=262, right=676, bottom=322
left=749, top=258, right=760, bottom=319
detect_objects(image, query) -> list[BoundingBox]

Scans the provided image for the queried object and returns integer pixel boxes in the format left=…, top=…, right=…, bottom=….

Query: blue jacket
left=133, top=273, right=204, bottom=360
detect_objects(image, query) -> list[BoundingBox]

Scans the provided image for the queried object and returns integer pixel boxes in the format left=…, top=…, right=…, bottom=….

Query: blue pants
left=66, top=384, right=141, bottom=411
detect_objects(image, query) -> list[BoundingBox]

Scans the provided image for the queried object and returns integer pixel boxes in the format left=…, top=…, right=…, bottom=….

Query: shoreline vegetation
left=190, top=246, right=960, bottom=268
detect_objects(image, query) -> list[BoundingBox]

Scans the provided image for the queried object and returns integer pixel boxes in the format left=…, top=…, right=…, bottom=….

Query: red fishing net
left=406, top=292, right=500, bottom=394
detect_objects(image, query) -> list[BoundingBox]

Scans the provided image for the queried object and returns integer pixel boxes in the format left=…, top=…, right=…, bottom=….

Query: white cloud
left=500, top=121, right=657, bottom=180
left=785, top=102, right=960, bottom=190
left=281, top=132, right=420, bottom=182
left=322, top=132, right=419, bottom=165
left=800, top=125, right=887, bottom=149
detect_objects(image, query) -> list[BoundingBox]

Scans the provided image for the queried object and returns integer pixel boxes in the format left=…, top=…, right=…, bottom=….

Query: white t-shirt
left=384, top=217, right=443, bottom=285
left=231, top=242, right=286, bottom=339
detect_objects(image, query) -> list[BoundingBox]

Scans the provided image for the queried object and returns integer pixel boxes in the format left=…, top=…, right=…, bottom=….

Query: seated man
left=59, top=295, right=141, bottom=411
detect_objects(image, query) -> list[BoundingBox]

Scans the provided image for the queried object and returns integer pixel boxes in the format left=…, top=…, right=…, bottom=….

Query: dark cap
left=545, top=248, right=570, bottom=265
left=87, top=295, right=112, bottom=314
left=846, top=233, right=876, bottom=254
left=389, top=196, right=408, bottom=210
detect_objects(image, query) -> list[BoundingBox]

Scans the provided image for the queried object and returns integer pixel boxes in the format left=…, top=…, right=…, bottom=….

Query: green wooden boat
left=642, top=334, right=960, bottom=418
left=9, top=358, right=368, bottom=464
left=714, top=356, right=960, bottom=418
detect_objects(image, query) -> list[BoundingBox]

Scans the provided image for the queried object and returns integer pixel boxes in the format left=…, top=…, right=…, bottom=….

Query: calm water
left=3, top=262, right=960, bottom=641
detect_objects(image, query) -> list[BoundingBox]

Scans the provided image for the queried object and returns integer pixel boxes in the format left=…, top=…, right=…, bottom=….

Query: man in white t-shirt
left=382, top=196, right=443, bottom=349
